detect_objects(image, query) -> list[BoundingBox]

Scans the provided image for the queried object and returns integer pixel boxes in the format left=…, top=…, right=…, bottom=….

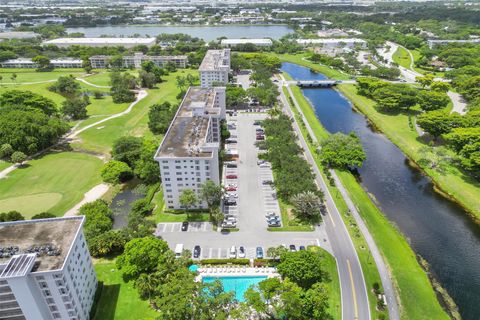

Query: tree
left=88, top=230, right=126, bottom=257
left=148, top=102, right=174, bottom=134
left=176, top=75, right=187, bottom=90
left=11, top=151, right=26, bottom=165
left=443, top=127, right=480, bottom=153
left=10, top=73, right=16, bottom=82
left=267, top=245, right=288, bottom=260
left=179, top=189, right=197, bottom=210
left=302, top=283, right=332, bottom=320
left=226, top=85, right=247, bottom=108
left=138, top=70, right=157, bottom=88
left=125, top=211, right=156, bottom=239
left=61, top=96, right=89, bottom=120
left=31, top=212, right=56, bottom=219
left=0, top=90, right=57, bottom=116
left=101, top=160, right=134, bottom=184
left=134, top=138, right=160, bottom=184
left=211, top=207, right=225, bottom=226
left=116, top=237, right=170, bottom=281
left=276, top=250, right=327, bottom=289
left=290, top=191, right=323, bottom=222
left=320, top=132, right=366, bottom=169
left=49, top=75, right=80, bottom=96
left=417, top=90, right=450, bottom=112
left=199, top=180, right=224, bottom=218
left=0, top=143, right=13, bottom=159
left=80, top=200, right=113, bottom=240
left=0, top=211, right=25, bottom=222
left=416, top=74, right=434, bottom=88
left=109, top=55, right=124, bottom=69
left=111, top=136, right=143, bottom=168
left=417, top=110, right=463, bottom=139
left=373, top=84, right=417, bottom=112
left=417, top=146, right=452, bottom=173
left=110, top=72, right=136, bottom=103
left=430, top=81, right=450, bottom=93
left=32, top=55, right=51, bottom=71
left=130, top=198, right=154, bottom=216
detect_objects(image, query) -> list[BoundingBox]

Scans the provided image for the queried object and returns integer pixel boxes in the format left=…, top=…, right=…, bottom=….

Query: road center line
left=347, top=259, right=359, bottom=320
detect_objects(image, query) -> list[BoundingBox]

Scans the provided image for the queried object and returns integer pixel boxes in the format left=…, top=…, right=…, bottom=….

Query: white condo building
left=0, top=217, right=97, bottom=320
left=154, top=86, right=226, bottom=209
left=221, top=38, right=273, bottom=47
left=199, top=49, right=230, bottom=88
left=1, top=58, right=83, bottom=69
left=89, top=53, right=187, bottom=69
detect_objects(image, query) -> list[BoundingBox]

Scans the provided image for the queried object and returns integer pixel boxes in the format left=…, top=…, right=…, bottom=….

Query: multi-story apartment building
left=0, top=217, right=97, bottom=320
left=89, top=53, right=188, bottom=69
left=199, top=49, right=230, bottom=88
left=154, top=86, right=226, bottom=209
left=0, top=58, right=83, bottom=69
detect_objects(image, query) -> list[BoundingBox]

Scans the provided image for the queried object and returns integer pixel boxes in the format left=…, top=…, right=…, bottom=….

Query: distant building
left=298, top=38, right=367, bottom=56
left=0, top=216, right=97, bottom=320
left=1, top=58, right=83, bottom=68
left=317, top=29, right=349, bottom=38
left=199, top=49, right=230, bottom=88
left=0, top=31, right=39, bottom=40
left=43, top=37, right=156, bottom=48
left=220, top=38, right=273, bottom=47
left=427, top=39, right=480, bottom=49
left=89, top=53, right=187, bottom=69
left=154, top=86, right=226, bottom=209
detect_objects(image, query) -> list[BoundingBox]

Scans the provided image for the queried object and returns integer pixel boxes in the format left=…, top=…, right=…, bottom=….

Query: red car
left=226, top=175, right=237, bottom=179
left=225, top=186, right=237, bottom=191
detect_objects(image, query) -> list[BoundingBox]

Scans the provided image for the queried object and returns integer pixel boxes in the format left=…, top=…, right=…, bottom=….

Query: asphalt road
left=277, top=81, right=371, bottom=320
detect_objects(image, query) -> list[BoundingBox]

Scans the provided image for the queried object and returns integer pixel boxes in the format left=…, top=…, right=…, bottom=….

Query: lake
left=66, top=25, right=293, bottom=41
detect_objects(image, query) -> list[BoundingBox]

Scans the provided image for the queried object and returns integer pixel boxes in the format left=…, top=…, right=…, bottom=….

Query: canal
left=281, top=62, right=480, bottom=320
left=66, top=25, right=293, bottom=41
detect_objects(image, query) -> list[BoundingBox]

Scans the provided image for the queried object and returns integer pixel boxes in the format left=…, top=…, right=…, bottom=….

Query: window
left=164, top=178, right=170, bottom=181
left=175, top=166, right=181, bottom=169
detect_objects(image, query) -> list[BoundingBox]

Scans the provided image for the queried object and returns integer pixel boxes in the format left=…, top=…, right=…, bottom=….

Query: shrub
left=101, top=160, right=133, bottom=184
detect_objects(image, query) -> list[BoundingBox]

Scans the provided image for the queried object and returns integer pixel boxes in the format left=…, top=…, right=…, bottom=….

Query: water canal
left=281, top=62, right=480, bottom=320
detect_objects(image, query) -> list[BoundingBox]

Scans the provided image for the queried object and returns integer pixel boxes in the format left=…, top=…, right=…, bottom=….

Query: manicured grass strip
left=285, top=83, right=450, bottom=319
left=0, top=68, right=85, bottom=83
left=335, top=171, right=449, bottom=320
left=0, top=152, right=103, bottom=217
left=272, top=53, right=351, bottom=80
left=93, top=259, right=157, bottom=320
left=338, top=84, right=480, bottom=220
left=392, top=46, right=412, bottom=70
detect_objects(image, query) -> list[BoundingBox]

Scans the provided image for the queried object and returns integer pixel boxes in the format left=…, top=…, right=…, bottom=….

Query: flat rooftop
left=297, top=38, right=366, bottom=44
left=221, top=38, right=272, bottom=45
left=43, top=37, right=156, bottom=45
left=0, top=217, right=83, bottom=273
left=156, top=87, right=220, bottom=159
left=199, top=49, right=230, bottom=71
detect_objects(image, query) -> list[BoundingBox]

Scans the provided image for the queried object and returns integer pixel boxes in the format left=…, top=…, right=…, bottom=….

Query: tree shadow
left=91, top=283, right=120, bottom=320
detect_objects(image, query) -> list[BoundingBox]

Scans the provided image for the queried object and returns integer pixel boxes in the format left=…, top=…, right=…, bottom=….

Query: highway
left=276, top=78, right=371, bottom=320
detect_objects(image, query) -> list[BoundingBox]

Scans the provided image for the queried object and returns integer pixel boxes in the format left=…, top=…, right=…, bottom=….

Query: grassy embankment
left=392, top=46, right=412, bottom=69
left=283, top=84, right=450, bottom=320
left=338, top=84, right=480, bottom=222
left=92, top=259, right=157, bottom=320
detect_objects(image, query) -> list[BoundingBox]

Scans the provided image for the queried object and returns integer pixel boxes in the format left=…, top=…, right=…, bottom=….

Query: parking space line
left=161, top=224, right=167, bottom=232
left=218, top=248, right=222, bottom=258
left=208, top=248, right=213, bottom=258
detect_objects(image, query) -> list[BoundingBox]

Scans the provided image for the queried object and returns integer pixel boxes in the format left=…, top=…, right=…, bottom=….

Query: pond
left=109, top=184, right=147, bottom=229
left=281, top=62, right=480, bottom=320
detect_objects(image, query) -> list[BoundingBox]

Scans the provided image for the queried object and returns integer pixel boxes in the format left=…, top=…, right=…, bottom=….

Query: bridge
left=284, top=79, right=357, bottom=87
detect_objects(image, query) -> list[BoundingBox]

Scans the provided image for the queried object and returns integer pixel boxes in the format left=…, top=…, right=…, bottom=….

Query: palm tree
left=267, top=105, right=282, bottom=118
left=135, top=273, right=161, bottom=302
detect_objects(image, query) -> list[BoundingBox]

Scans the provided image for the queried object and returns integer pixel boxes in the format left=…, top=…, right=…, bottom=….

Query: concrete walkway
left=64, top=183, right=110, bottom=216
left=75, top=77, right=111, bottom=89
left=448, top=91, right=468, bottom=115
left=279, top=74, right=400, bottom=320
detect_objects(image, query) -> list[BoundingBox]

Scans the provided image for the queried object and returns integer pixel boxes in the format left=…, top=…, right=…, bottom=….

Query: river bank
left=282, top=79, right=450, bottom=320
left=336, top=84, right=480, bottom=224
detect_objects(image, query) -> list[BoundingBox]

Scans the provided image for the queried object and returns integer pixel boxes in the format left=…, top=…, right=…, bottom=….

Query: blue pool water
left=202, top=276, right=267, bottom=301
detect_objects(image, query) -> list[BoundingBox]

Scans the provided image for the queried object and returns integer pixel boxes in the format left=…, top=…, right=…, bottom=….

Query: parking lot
left=156, top=112, right=332, bottom=258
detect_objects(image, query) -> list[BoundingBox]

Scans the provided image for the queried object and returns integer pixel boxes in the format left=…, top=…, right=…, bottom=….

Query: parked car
left=226, top=163, right=237, bottom=168
left=299, top=245, right=306, bottom=251
left=256, top=128, right=264, bottom=133
left=226, top=192, right=238, bottom=198
left=289, top=245, right=297, bottom=252
left=262, top=180, right=273, bottom=185
left=193, top=245, right=201, bottom=258
left=238, top=246, right=246, bottom=258
left=225, top=186, right=237, bottom=191
left=265, top=212, right=277, bottom=218
left=256, top=135, right=265, bottom=141
left=181, top=221, right=188, bottom=231
left=253, top=120, right=263, bottom=126
left=222, top=222, right=236, bottom=228
left=226, top=175, right=237, bottom=179
left=268, top=222, right=281, bottom=227
left=226, top=139, right=237, bottom=144
left=229, top=246, right=237, bottom=258
left=224, top=199, right=237, bottom=206
left=257, top=160, right=266, bottom=165
left=259, top=162, right=270, bottom=168
left=256, top=247, right=264, bottom=259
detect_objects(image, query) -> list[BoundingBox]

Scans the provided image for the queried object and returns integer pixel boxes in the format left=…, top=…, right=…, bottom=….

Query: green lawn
left=0, top=160, right=10, bottom=171
left=0, top=152, right=103, bottom=217
left=73, top=69, right=195, bottom=154
left=85, top=70, right=139, bottom=87
left=151, top=187, right=210, bottom=223
left=92, top=259, right=158, bottom=320
left=264, top=53, right=350, bottom=80
left=392, top=46, right=412, bottom=69
left=338, top=84, right=480, bottom=221
left=0, top=68, right=85, bottom=83
left=283, top=84, right=449, bottom=319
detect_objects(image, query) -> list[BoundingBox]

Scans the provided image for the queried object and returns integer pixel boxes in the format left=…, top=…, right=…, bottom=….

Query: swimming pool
left=202, top=276, right=267, bottom=301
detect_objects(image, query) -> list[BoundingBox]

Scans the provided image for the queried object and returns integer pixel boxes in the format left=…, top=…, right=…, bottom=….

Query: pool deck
left=195, top=266, right=279, bottom=280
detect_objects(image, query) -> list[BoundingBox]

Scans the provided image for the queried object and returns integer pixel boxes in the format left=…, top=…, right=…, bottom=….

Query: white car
left=226, top=192, right=238, bottom=198
left=259, top=162, right=271, bottom=168
left=238, top=246, right=246, bottom=258
left=229, top=246, right=237, bottom=258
